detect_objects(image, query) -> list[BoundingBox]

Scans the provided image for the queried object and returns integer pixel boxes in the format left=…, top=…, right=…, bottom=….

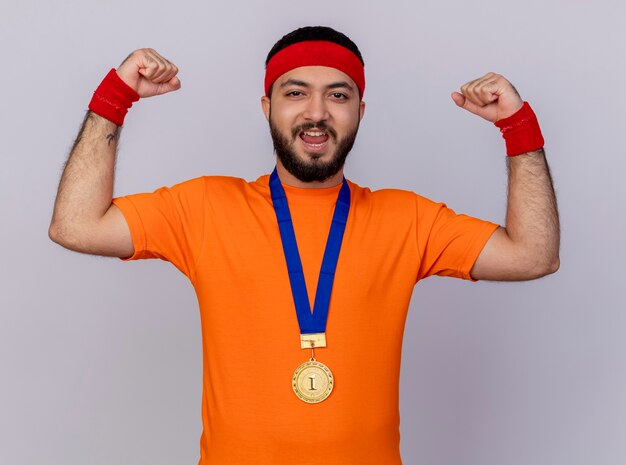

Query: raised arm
left=49, top=49, right=181, bottom=257
left=450, top=73, right=560, bottom=281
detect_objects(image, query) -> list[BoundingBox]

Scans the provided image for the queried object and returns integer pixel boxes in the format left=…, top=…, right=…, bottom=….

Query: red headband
left=264, top=40, right=365, bottom=98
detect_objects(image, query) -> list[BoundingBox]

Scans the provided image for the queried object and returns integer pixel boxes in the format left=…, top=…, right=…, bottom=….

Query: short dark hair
left=265, top=26, right=364, bottom=67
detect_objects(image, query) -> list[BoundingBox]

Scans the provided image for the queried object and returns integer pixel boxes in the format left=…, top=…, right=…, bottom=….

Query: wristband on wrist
left=88, top=68, right=140, bottom=126
left=494, top=101, right=544, bottom=156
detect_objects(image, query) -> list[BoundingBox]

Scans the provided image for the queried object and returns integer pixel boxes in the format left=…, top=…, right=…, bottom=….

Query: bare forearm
left=49, top=112, right=120, bottom=245
left=470, top=148, right=560, bottom=281
left=505, top=148, right=560, bottom=272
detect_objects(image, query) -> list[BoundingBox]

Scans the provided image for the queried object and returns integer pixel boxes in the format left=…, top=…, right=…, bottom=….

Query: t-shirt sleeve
left=414, top=194, right=499, bottom=282
left=111, top=176, right=206, bottom=279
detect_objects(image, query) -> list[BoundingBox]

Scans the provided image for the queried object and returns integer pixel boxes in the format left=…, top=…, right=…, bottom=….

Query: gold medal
left=292, top=358, right=334, bottom=403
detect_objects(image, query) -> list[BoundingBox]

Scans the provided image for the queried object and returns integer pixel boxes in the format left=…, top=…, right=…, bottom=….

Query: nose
left=302, top=93, right=329, bottom=122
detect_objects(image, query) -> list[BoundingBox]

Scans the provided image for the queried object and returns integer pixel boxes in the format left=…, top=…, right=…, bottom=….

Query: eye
left=331, top=92, right=348, bottom=100
left=286, top=90, right=304, bottom=97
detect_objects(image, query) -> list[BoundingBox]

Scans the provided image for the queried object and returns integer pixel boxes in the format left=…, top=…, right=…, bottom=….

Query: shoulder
left=169, top=174, right=270, bottom=196
left=135, top=176, right=262, bottom=212
left=185, top=174, right=275, bottom=213
left=347, top=180, right=453, bottom=228
left=347, top=180, right=436, bottom=209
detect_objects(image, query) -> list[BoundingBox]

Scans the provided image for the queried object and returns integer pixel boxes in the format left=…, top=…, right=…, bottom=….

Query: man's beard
left=269, top=116, right=359, bottom=183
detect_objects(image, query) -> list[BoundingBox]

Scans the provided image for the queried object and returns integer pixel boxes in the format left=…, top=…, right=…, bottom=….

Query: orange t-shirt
left=112, top=174, right=498, bottom=465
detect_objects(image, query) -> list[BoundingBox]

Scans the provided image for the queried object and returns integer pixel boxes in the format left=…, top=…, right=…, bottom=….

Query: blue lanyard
left=269, top=167, right=351, bottom=335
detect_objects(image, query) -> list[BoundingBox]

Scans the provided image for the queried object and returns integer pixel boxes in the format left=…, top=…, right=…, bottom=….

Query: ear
left=261, top=96, right=271, bottom=122
left=359, top=100, right=366, bottom=121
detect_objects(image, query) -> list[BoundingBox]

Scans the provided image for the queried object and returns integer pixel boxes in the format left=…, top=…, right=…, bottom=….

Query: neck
left=275, top=159, right=344, bottom=188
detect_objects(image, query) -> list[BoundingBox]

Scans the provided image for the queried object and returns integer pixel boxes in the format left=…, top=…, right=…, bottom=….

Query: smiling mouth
left=299, top=129, right=329, bottom=145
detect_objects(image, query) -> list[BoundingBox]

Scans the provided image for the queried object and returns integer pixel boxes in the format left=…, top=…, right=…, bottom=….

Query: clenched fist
left=451, top=72, right=523, bottom=123
left=116, top=48, right=181, bottom=98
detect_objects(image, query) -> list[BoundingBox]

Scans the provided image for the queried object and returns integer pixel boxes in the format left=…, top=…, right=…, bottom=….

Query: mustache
left=291, top=122, right=337, bottom=140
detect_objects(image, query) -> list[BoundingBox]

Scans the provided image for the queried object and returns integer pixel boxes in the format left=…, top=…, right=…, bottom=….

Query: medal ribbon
left=269, top=167, right=350, bottom=335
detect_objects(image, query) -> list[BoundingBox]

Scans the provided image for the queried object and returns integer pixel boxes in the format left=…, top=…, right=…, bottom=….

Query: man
left=49, top=26, right=559, bottom=464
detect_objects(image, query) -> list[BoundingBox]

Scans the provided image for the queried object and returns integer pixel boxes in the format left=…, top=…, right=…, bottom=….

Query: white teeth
left=303, top=131, right=325, bottom=136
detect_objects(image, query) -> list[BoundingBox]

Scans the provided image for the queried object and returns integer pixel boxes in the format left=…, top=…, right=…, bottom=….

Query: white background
left=1, top=0, right=625, bottom=464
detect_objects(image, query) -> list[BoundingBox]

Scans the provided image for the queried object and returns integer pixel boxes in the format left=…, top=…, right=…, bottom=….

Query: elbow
left=527, top=254, right=560, bottom=280
left=548, top=256, right=560, bottom=275
left=48, top=221, right=63, bottom=245
left=48, top=220, right=81, bottom=251
left=542, top=246, right=560, bottom=276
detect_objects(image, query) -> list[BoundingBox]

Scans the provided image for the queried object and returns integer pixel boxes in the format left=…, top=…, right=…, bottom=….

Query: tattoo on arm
left=106, top=128, right=119, bottom=146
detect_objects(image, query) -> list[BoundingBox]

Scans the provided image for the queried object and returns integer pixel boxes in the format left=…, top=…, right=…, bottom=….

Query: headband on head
left=264, top=40, right=365, bottom=98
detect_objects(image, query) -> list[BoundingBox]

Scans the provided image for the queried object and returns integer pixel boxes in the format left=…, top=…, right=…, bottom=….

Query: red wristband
left=494, top=101, right=544, bottom=156
left=88, top=68, right=140, bottom=126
